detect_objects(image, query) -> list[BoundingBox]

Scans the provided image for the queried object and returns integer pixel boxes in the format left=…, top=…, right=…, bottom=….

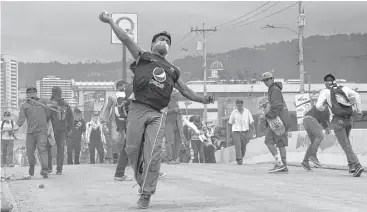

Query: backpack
left=114, top=92, right=128, bottom=120
left=328, top=85, right=353, bottom=118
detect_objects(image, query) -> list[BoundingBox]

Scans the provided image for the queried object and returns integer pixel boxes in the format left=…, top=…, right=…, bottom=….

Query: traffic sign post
left=111, top=13, right=138, bottom=82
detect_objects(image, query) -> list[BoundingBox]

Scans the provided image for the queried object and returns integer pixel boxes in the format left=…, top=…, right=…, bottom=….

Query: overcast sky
left=1, top=1, right=367, bottom=63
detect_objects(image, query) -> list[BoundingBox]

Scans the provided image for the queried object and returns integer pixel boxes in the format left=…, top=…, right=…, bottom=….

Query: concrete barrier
left=215, top=129, right=367, bottom=168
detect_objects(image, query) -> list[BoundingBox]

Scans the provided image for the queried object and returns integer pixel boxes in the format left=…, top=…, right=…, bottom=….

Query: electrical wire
left=230, top=1, right=299, bottom=29
left=229, top=1, right=281, bottom=28
left=214, top=1, right=271, bottom=28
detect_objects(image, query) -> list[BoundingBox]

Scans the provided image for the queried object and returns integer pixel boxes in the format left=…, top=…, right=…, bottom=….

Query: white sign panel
left=295, top=93, right=311, bottom=124
left=111, top=13, right=138, bottom=44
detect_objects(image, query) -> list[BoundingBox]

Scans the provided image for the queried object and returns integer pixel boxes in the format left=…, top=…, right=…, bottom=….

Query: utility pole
left=122, top=45, right=127, bottom=82
left=191, top=23, right=217, bottom=123
left=298, top=1, right=306, bottom=93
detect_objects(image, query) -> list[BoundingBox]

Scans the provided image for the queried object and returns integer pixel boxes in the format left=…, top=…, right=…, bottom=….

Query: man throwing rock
left=99, top=11, right=214, bottom=209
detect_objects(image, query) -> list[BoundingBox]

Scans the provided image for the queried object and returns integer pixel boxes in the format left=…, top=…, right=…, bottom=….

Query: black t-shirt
left=130, top=51, right=180, bottom=111
left=69, top=119, right=86, bottom=143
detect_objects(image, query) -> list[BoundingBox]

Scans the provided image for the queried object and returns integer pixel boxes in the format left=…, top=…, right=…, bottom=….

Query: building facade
left=1, top=54, right=19, bottom=112
left=36, top=76, right=76, bottom=107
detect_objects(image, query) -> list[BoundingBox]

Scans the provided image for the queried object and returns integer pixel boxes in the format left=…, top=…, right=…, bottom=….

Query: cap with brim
left=260, top=72, right=273, bottom=81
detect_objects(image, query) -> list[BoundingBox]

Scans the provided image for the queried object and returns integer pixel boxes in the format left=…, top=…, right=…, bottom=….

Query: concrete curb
left=1, top=169, right=19, bottom=212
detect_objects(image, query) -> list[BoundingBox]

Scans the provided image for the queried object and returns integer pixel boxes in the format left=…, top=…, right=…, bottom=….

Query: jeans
left=67, top=140, right=81, bottom=165
left=303, top=116, right=324, bottom=161
left=233, top=131, right=251, bottom=161
left=1, top=139, right=14, bottom=165
left=191, top=140, right=204, bottom=163
left=48, top=131, right=66, bottom=171
left=26, top=130, right=48, bottom=172
left=331, top=116, right=361, bottom=169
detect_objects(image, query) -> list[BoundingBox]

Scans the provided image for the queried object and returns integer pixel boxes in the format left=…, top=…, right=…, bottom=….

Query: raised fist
left=99, top=11, right=112, bottom=24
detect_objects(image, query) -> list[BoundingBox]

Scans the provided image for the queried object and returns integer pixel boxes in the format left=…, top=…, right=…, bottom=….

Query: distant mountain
left=18, top=33, right=367, bottom=88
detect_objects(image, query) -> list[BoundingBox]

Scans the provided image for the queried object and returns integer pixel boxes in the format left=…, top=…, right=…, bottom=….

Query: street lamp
left=262, top=24, right=305, bottom=93
left=261, top=24, right=298, bottom=35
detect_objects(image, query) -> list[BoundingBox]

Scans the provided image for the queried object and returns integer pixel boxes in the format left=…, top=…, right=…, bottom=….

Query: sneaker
left=353, top=166, right=364, bottom=177
left=158, top=172, right=167, bottom=180
left=40, top=171, right=48, bottom=179
left=280, top=167, right=289, bottom=173
left=48, top=170, right=53, bottom=174
left=236, top=159, right=243, bottom=165
left=349, top=167, right=356, bottom=174
left=301, top=161, right=312, bottom=171
left=308, top=156, right=322, bottom=167
left=56, top=170, right=62, bottom=175
left=167, top=160, right=177, bottom=165
left=29, top=166, right=35, bottom=176
left=175, top=159, right=181, bottom=164
left=137, top=194, right=151, bottom=209
left=8, top=164, right=14, bottom=168
left=268, top=164, right=286, bottom=173
left=114, top=175, right=133, bottom=181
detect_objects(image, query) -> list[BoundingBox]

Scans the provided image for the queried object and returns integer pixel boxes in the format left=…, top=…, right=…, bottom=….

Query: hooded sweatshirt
left=50, top=86, right=74, bottom=133
left=265, top=82, right=291, bottom=131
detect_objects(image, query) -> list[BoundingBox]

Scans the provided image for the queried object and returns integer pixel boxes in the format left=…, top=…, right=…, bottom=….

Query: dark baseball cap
left=324, top=74, right=336, bottom=82
left=26, top=86, right=37, bottom=93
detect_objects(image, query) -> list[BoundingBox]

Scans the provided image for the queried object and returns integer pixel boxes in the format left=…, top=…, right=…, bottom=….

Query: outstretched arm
left=175, top=78, right=205, bottom=103
left=100, top=12, right=142, bottom=59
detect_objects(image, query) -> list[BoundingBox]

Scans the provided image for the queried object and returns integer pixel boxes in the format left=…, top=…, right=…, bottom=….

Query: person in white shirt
left=228, top=100, right=256, bottom=165
left=1, top=112, right=15, bottom=167
left=316, top=74, right=364, bottom=177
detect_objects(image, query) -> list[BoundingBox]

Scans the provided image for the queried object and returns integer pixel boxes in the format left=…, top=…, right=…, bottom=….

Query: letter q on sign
left=116, top=17, right=135, bottom=35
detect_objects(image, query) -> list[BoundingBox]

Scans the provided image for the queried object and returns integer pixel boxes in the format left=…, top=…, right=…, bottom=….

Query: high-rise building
left=36, top=76, right=76, bottom=107
left=1, top=54, right=19, bottom=111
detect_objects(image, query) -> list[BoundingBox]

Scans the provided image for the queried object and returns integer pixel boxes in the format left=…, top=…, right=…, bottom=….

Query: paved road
left=2, top=163, right=367, bottom=212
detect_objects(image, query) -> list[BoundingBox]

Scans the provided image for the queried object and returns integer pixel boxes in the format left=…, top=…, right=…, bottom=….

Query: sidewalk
left=2, top=163, right=367, bottom=212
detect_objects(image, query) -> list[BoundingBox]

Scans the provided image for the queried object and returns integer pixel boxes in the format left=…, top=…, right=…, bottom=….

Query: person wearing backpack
left=316, top=74, right=364, bottom=177
left=48, top=86, right=74, bottom=175
left=101, top=80, right=132, bottom=181
left=1, top=111, right=16, bottom=167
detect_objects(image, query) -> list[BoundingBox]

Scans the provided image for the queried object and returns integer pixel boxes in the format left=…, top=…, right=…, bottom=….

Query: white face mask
left=153, top=41, right=170, bottom=56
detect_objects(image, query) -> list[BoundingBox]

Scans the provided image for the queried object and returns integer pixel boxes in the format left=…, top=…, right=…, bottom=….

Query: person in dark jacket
left=14, top=86, right=52, bottom=178
left=67, top=108, right=86, bottom=165
left=48, top=86, right=74, bottom=175
left=301, top=105, right=330, bottom=171
left=260, top=72, right=291, bottom=173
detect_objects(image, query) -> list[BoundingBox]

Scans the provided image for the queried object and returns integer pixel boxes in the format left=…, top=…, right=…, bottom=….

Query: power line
left=230, top=1, right=299, bottom=29
left=181, top=33, right=200, bottom=47
left=214, top=1, right=271, bottom=28
left=228, top=1, right=280, bottom=28
left=175, top=32, right=193, bottom=46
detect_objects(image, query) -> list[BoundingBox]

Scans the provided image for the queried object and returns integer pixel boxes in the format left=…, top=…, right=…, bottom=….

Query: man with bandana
left=13, top=87, right=52, bottom=178
left=99, top=11, right=214, bottom=209
left=316, top=74, right=364, bottom=177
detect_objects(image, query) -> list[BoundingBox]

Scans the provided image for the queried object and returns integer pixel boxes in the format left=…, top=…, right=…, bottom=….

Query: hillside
left=18, top=33, right=367, bottom=87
